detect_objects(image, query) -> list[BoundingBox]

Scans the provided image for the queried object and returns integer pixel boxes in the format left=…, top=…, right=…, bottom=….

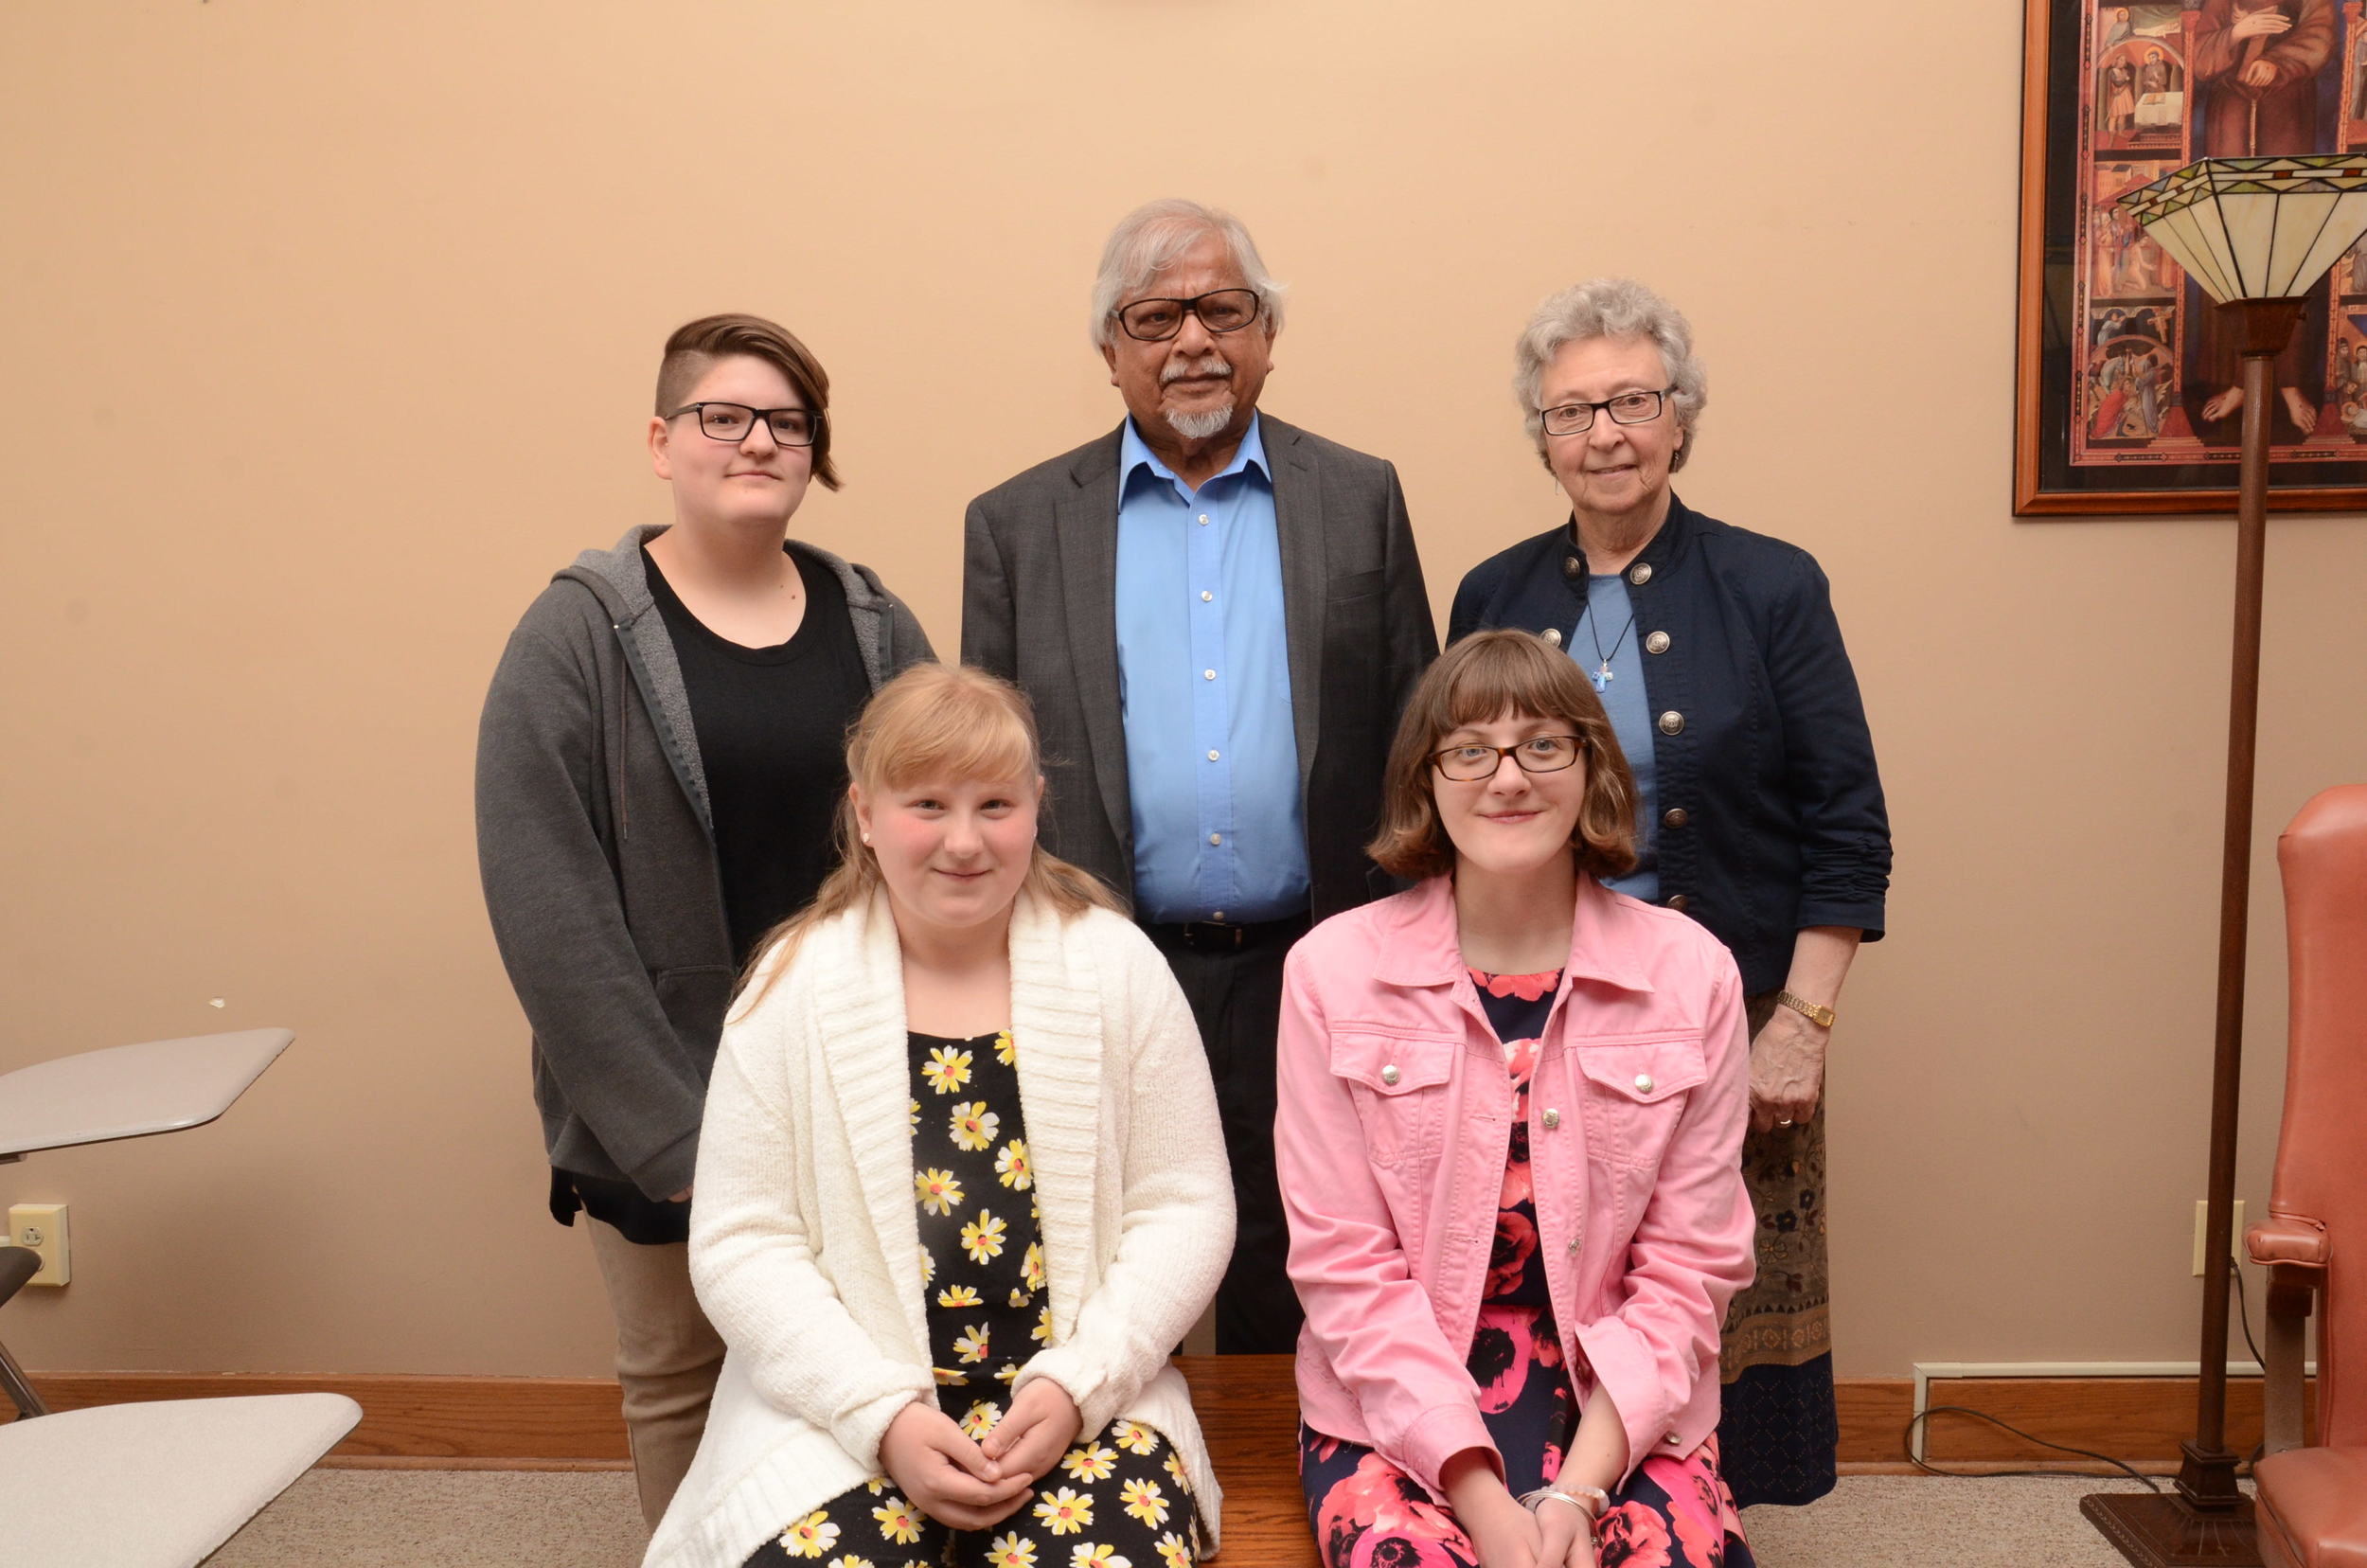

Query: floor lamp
left=2082, top=154, right=2367, bottom=1568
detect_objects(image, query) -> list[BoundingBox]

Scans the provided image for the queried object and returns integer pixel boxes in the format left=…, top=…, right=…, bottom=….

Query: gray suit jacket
left=963, top=416, right=1436, bottom=922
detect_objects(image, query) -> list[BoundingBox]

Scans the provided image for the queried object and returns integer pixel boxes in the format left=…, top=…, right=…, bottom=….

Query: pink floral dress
left=1295, top=970, right=1753, bottom=1568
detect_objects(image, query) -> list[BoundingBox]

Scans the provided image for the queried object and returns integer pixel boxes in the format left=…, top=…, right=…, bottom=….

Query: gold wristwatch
left=1774, top=990, right=1837, bottom=1028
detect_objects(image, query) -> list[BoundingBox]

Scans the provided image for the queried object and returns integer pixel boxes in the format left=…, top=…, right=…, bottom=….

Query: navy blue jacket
left=1449, top=495, right=1889, bottom=994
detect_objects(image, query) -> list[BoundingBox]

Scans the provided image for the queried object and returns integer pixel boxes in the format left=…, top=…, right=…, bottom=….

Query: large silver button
left=1380, top=1064, right=1401, bottom=1087
left=1543, top=627, right=1563, bottom=646
left=1657, top=710, right=1684, bottom=735
left=1563, top=556, right=1582, bottom=579
left=1645, top=631, right=1670, bottom=654
left=1633, top=1073, right=1655, bottom=1094
left=1665, top=1433, right=1684, bottom=1446
left=1567, top=1234, right=1582, bottom=1254
left=1666, top=894, right=1691, bottom=912
left=1662, top=808, right=1688, bottom=829
left=1541, top=1108, right=1561, bottom=1130
left=1628, top=562, right=1653, bottom=585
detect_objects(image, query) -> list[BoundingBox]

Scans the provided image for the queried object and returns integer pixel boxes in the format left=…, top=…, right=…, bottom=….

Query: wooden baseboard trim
left=19, top=1367, right=2313, bottom=1469
left=1837, top=1373, right=2316, bottom=1464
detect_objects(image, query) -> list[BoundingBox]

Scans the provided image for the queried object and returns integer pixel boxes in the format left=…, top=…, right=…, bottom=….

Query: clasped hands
left=878, top=1377, right=1081, bottom=1531
left=1458, top=1478, right=1600, bottom=1568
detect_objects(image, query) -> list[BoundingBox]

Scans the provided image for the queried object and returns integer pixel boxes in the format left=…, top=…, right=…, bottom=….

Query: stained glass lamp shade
left=2119, top=154, right=2367, bottom=304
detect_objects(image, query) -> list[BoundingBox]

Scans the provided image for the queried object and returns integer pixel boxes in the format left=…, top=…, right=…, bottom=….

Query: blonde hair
left=735, top=664, right=1120, bottom=1007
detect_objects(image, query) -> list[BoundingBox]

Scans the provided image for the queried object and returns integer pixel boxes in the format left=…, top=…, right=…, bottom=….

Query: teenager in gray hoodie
left=475, top=313, right=932, bottom=1526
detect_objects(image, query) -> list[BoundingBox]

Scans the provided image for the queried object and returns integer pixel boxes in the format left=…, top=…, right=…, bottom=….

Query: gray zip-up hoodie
left=474, top=525, right=934, bottom=1200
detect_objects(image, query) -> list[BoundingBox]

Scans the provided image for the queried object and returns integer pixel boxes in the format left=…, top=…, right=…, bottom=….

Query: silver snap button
left=1628, top=562, right=1653, bottom=585
left=1657, top=710, right=1684, bottom=736
left=1645, top=631, right=1670, bottom=654
left=1633, top=1073, right=1655, bottom=1094
left=1379, top=1064, right=1401, bottom=1086
left=1541, top=1109, right=1561, bottom=1130
left=1543, top=628, right=1562, bottom=647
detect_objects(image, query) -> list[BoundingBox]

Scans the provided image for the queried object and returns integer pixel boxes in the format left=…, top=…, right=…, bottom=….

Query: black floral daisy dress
left=1297, top=972, right=1753, bottom=1568
left=745, top=1028, right=1201, bottom=1568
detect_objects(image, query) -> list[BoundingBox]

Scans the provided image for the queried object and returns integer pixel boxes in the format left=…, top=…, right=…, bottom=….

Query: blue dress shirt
left=1570, top=572, right=1660, bottom=903
left=1112, top=416, right=1309, bottom=922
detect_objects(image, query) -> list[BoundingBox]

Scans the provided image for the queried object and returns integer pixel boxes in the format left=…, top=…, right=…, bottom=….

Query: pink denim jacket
left=1275, top=875, right=1754, bottom=1498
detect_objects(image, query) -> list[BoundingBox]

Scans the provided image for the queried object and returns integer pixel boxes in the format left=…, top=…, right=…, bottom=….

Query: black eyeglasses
left=1111, top=289, right=1263, bottom=343
left=1431, top=735, right=1586, bottom=781
left=1539, top=389, right=1672, bottom=437
left=666, top=402, right=821, bottom=445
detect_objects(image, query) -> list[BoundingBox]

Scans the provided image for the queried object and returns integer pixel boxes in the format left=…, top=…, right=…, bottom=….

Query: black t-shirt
left=644, top=542, right=869, bottom=965
left=554, top=543, right=868, bottom=1246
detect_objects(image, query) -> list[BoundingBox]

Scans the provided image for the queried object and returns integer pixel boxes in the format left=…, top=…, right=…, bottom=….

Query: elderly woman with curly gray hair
left=1449, top=277, right=1891, bottom=1508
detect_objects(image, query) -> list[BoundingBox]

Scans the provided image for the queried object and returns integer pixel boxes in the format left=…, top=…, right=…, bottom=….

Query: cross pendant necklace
left=1576, top=592, right=1638, bottom=697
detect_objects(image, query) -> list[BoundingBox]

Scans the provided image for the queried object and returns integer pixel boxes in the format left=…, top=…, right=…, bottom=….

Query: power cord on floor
left=1903, top=1250, right=2274, bottom=1488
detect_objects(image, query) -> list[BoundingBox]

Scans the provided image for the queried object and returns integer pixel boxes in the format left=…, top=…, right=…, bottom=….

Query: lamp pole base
left=2083, top=1467, right=2259, bottom=1568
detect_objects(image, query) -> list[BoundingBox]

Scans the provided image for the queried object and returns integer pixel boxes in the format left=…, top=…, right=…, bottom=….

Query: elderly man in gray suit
left=963, top=199, right=1436, bottom=1352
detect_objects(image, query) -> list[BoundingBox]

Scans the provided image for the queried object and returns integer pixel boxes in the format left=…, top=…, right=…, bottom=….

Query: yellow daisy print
left=937, top=1284, right=982, bottom=1310
left=1033, top=1488, right=1094, bottom=1535
left=864, top=1478, right=886, bottom=1495
left=994, top=1029, right=1017, bottom=1065
left=996, top=1362, right=1021, bottom=1382
left=952, top=1323, right=992, bottom=1363
left=1163, top=1451, right=1192, bottom=1491
left=951, top=1101, right=1001, bottom=1151
left=1120, top=1476, right=1169, bottom=1527
left=908, top=1098, right=920, bottom=1135
left=1113, top=1420, right=1159, bottom=1456
left=1023, top=1241, right=1046, bottom=1290
left=987, top=1534, right=1037, bottom=1568
left=1072, top=1545, right=1131, bottom=1568
left=916, top=1168, right=966, bottom=1216
left=1008, top=1286, right=1032, bottom=1309
left=1154, top=1533, right=1194, bottom=1568
left=959, top=1400, right=1000, bottom=1438
left=1034, top=1302, right=1056, bottom=1344
left=872, top=1497, right=924, bottom=1544
left=919, top=1250, right=935, bottom=1287
left=779, top=1512, right=840, bottom=1558
left=922, top=1044, right=972, bottom=1095
left=961, top=1210, right=1008, bottom=1263
left=932, top=1366, right=968, bottom=1386
left=828, top=1557, right=876, bottom=1568
left=995, top=1139, right=1034, bottom=1190
left=1060, top=1442, right=1117, bottom=1483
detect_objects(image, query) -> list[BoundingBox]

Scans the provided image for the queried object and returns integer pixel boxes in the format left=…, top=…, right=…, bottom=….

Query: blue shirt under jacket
left=1112, top=416, right=1309, bottom=923
left=1450, top=495, right=1890, bottom=995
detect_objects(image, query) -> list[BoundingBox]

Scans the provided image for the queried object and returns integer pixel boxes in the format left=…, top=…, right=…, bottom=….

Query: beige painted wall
left=4, top=1, right=2363, bottom=1384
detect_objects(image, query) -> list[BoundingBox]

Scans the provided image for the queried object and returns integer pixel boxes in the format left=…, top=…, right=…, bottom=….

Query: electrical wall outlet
left=8, top=1203, right=70, bottom=1286
left=2192, top=1199, right=2246, bottom=1277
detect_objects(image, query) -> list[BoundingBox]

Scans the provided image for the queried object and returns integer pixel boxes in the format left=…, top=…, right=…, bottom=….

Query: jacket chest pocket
left=1572, top=1039, right=1707, bottom=1169
left=1328, top=1030, right=1457, bottom=1167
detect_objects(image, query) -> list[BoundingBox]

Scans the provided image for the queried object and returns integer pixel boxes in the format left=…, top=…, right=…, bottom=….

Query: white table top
left=0, top=1028, right=294, bottom=1159
left=0, top=1392, right=360, bottom=1567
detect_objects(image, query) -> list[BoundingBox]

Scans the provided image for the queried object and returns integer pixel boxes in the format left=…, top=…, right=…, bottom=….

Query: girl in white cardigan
left=645, top=665, right=1235, bottom=1568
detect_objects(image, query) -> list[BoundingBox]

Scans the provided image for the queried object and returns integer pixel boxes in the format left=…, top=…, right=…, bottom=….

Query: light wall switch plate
left=2192, top=1199, right=2246, bottom=1277
left=8, top=1203, right=70, bottom=1286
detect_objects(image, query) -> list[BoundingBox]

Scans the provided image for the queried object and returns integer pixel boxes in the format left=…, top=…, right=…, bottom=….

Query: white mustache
left=1161, top=354, right=1232, bottom=384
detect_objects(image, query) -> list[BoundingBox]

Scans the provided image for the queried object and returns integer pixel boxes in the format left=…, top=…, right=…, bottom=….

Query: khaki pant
left=585, top=1219, right=727, bottom=1529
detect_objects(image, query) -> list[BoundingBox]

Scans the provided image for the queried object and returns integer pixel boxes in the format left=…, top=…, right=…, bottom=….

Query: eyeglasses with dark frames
left=1538, top=389, right=1673, bottom=437
left=666, top=402, right=821, bottom=445
left=1111, top=289, right=1264, bottom=343
left=1431, top=734, right=1587, bottom=782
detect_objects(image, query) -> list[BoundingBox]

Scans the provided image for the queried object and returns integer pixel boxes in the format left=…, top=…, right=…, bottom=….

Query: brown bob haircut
left=655, top=312, right=843, bottom=491
left=1367, top=629, right=1639, bottom=882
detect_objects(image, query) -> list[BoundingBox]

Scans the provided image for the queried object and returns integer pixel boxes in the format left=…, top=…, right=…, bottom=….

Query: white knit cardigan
left=642, top=889, right=1236, bottom=1568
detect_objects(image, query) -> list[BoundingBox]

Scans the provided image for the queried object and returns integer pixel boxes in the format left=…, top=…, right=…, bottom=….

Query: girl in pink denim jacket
left=1276, top=631, right=1757, bottom=1568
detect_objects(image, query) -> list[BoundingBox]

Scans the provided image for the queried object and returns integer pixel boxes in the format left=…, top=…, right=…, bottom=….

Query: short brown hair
left=1367, top=629, right=1639, bottom=882
left=655, top=312, right=842, bottom=490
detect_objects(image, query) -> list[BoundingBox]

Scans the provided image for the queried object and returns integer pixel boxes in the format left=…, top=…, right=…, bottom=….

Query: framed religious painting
left=2017, top=0, right=2367, bottom=513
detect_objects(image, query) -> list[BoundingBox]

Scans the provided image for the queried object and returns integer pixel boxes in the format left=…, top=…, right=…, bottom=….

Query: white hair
left=1512, top=277, right=1707, bottom=472
left=1088, top=199, right=1288, bottom=349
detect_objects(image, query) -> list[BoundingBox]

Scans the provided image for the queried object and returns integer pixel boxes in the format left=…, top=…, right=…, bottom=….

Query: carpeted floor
left=205, top=1470, right=2175, bottom=1567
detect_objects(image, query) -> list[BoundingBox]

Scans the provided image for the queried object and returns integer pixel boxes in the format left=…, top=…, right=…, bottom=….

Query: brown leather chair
left=2246, top=783, right=2367, bottom=1568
